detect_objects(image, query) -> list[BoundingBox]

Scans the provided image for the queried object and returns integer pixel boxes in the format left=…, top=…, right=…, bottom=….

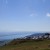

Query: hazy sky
left=0, top=0, right=50, bottom=32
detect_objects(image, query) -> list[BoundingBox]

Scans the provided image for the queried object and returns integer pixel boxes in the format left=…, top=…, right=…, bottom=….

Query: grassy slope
left=0, top=39, right=50, bottom=50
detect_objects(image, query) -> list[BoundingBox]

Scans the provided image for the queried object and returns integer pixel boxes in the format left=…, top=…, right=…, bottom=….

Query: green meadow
left=0, top=39, right=50, bottom=50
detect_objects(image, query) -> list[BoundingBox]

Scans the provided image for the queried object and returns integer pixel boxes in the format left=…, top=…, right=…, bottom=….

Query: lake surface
left=0, top=32, right=36, bottom=41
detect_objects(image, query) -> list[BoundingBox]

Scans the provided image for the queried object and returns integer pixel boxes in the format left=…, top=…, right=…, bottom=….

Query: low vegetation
left=0, top=39, right=50, bottom=50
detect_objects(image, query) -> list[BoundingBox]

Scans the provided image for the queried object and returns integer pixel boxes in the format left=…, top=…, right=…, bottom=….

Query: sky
left=0, top=0, right=50, bottom=32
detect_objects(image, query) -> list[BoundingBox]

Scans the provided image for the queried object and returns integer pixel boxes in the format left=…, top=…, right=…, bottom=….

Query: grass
left=0, top=39, right=50, bottom=50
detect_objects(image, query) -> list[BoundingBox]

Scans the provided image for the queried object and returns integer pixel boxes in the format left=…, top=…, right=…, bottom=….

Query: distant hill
left=25, top=33, right=45, bottom=38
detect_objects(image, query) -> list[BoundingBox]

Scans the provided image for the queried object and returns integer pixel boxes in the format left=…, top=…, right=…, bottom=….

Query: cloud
left=30, top=13, right=37, bottom=17
left=46, top=13, right=50, bottom=17
left=30, top=14, right=34, bottom=17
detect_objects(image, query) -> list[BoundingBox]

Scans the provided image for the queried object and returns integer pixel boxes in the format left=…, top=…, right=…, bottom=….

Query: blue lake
left=0, top=32, right=35, bottom=41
